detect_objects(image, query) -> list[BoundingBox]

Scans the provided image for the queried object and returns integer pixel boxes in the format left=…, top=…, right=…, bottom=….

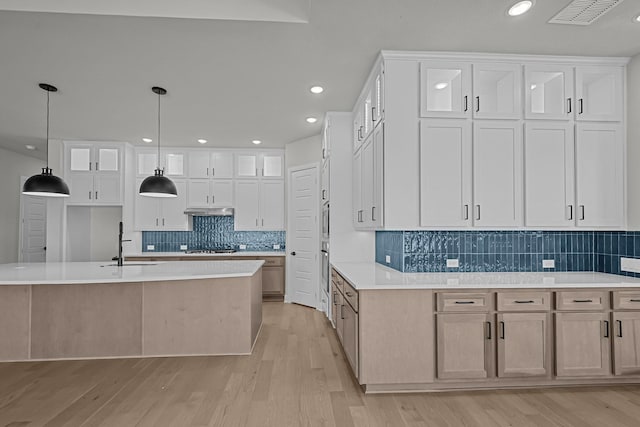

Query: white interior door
left=287, top=165, right=319, bottom=308
left=20, top=186, right=47, bottom=262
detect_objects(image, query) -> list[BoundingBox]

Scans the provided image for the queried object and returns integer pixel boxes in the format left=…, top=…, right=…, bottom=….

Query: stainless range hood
left=184, top=207, right=234, bottom=216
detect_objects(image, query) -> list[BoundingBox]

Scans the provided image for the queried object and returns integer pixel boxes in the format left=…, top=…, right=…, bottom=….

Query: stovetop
left=185, top=249, right=237, bottom=254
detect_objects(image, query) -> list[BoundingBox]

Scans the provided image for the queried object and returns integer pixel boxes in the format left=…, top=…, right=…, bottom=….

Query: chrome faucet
left=117, top=221, right=132, bottom=267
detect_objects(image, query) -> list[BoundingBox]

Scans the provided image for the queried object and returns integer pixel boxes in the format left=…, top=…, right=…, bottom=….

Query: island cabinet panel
left=359, top=290, right=434, bottom=385
left=143, top=277, right=260, bottom=356
left=613, top=312, right=640, bottom=376
left=555, top=312, right=611, bottom=377
left=436, top=313, right=493, bottom=380
left=0, top=286, right=31, bottom=361
left=497, top=312, right=551, bottom=378
left=30, top=283, right=142, bottom=359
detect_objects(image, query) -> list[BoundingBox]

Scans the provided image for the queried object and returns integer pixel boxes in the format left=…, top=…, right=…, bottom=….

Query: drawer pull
left=573, top=299, right=593, bottom=303
left=345, top=291, right=354, bottom=297
left=630, top=299, right=640, bottom=303
left=454, top=301, right=475, bottom=304
left=514, top=300, right=534, bottom=304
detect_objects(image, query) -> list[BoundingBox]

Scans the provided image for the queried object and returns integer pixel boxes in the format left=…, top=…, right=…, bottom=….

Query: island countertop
left=0, top=260, right=264, bottom=285
left=125, top=251, right=285, bottom=258
left=332, top=261, right=640, bottom=290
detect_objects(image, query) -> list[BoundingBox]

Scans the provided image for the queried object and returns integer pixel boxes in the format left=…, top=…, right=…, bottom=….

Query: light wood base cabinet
left=497, top=312, right=550, bottom=378
left=613, top=311, right=640, bottom=375
left=437, top=313, right=493, bottom=380
left=555, top=312, right=611, bottom=377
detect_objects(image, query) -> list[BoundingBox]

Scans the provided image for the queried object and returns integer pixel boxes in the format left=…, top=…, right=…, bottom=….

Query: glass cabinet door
left=236, top=154, right=257, bottom=177
left=69, top=147, right=92, bottom=172
left=262, top=154, right=283, bottom=178
left=525, top=65, right=573, bottom=120
left=472, top=63, right=522, bottom=120
left=575, top=66, right=623, bottom=122
left=97, top=147, right=119, bottom=172
left=420, top=61, right=471, bottom=118
left=137, top=152, right=157, bottom=176
left=164, top=153, right=184, bottom=176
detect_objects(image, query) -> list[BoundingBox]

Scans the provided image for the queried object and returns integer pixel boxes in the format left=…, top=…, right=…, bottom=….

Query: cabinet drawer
left=343, top=281, right=358, bottom=312
left=497, top=291, right=550, bottom=311
left=612, top=291, right=640, bottom=310
left=556, top=291, right=608, bottom=311
left=258, top=256, right=284, bottom=266
left=437, top=292, right=492, bottom=312
left=331, top=269, right=344, bottom=294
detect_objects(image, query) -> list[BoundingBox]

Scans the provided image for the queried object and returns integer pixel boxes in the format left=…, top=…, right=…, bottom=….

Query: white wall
left=627, top=54, right=640, bottom=229
left=285, top=134, right=322, bottom=169
left=0, top=147, right=45, bottom=264
left=67, top=206, right=122, bottom=262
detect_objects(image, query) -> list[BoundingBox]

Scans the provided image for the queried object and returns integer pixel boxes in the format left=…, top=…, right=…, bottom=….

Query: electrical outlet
left=273, top=244, right=280, bottom=250
left=239, top=244, right=247, bottom=250
left=180, top=245, right=188, bottom=251
left=542, top=259, right=555, bottom=269
left=146, top=245, right=155, bottom=251
left=446, top=258, right=459, bottom=268
left=621, top=257, right=640, bottom=273
left=385, top=255, right=391, bottom=264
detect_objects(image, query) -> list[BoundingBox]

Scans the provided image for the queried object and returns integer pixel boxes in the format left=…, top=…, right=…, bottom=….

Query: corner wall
left=0, top=147, right=45, bottom=264
left=627, top=53, right=640, bottom=229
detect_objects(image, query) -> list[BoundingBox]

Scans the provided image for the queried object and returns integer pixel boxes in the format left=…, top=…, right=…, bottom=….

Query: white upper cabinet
left=134, top=179, right=188, bottom=231
left=187, top=180, right=233, bottom=208
left=236, top=154, right=258, bottom=178
left=420, top=61, right=472, bottom=119
left=353, top=148, right=363, bottom=226
left=473, top=63, right=522, bottom=120
left=575, top=123, right=624, bottom=227
left=372, top=66, right=384, bottom=126
left=234, top=179, right=284, bottom=231
left=260, top=181, right=285, bottom=229
left=575, top=66, right=623, bottom=122
left=473, top=121, right=523, bottom=227
left=135, top=150, right=185, bottom=177
left=353, top=124, right=385, bottom=230
left=524, top=65, right=574, bottom=120
left=234, top=180, right=260, bottom=230
left=163, top=152, right=185, bottom=177
left=524, top=122, right=575, bottom=227
left=188, top=151, right=233, bottom=178
left=420, top=119, right=472, bottom=227
left=65, top=142, right=123, bottom=205
left=137, top=152, right=157, bottom=176
left=261, top=153, right=283, bottom=178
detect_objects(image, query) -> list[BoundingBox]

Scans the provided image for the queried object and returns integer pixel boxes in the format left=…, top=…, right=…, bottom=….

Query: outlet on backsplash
left=146, top=245, right=155, bottom=251
left=446, top=259, right=459, bottom=268
left=239, top=244, right=247, bottom=250
left=385, top=255, right=391, bottom=264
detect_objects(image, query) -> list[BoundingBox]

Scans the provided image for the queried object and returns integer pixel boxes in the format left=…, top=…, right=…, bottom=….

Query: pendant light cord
left=157, top=91, right=161, bottom=170
left=46, top=88, right=50, bottom=170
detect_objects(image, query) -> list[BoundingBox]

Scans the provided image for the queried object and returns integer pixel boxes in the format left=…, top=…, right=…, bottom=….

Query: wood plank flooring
left=1, top=302, right=640, bottom=426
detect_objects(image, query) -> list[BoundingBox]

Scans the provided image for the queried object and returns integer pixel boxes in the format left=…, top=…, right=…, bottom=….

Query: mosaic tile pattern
left=142, top=216, right=286, bottom=252
left=377, top=231, right=596, bottom=273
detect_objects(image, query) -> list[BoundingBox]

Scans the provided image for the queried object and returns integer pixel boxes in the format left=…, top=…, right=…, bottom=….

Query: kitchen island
left=0, top=260, right=263, bottom=362
left=331, top=262, right=640, bottom=393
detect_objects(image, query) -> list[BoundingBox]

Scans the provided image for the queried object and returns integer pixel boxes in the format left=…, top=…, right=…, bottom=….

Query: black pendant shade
left=22, top=83, right=70, bottom=198
left=139, top=86, right=177, bottom=198
left=139, top=168, right=178, bottom=198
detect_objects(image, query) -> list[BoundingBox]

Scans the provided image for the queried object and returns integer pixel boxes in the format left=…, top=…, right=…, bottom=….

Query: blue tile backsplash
left=376, top=230, right=640, bottom=277
left=142, top=216, right=285, bottom=252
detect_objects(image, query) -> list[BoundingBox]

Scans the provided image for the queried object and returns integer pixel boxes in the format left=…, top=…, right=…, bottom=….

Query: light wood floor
left=1, top=302, right=640, bottom=426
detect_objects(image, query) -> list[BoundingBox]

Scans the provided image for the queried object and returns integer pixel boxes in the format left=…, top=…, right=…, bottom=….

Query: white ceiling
left=1, top=0, right=639, bottom=160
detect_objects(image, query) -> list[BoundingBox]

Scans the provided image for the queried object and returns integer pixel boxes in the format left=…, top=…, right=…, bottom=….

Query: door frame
left=19, top=176, right=47, bottom=262
left=285, top=162, right=321, bottom=308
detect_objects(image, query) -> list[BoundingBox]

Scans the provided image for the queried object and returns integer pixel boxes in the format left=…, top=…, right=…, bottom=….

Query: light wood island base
left=0, top=273, right=262, bottom=362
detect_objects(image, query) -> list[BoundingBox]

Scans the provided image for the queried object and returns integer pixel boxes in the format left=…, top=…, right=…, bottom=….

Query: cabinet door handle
left=567, top=98, right=572, bottom=114
left=255, top=218, right=258, bottom=226
left=578, top=98, right=584, bottom=114
left=156, top=218, right=159, bottom=226
left=206, top=167, right=209, bottom=176
left=486, top=321, right=492, bottom=340
left=341, top=305, right=345, bottom=320
left=322, top=190, right=326, bottom=200
left=499, top=321, right=505, bottom=339
left=262, top=219, right=264, bottom=226
left=212, top=195, right=215, bottom=204
left=604, top=320, right=610, bottom=338
left=95, top=191, right=98, bottom=200
left=566, top=205, right=573, bottom=221
left=96, top=162, right=99, bottom=171
left=464, top=95, right=468, bottom=112
left=475, top=96, right=480, bottom=112
left=617, top=320, right=623, bottom=338
left=212, top=167, right=215, bottom=176
left=371, top=206, right=376, bottom=222
left=514, top=300, right=535, bottom=304
left=463, top=204, right=469, bottom=220
left=372, top=106, right=376, bottom=122
left=579, top=205, right=585, bottom=221
left=475, top=205, right=481, bottom=221
left=162, top=218, right=165, bottom=226
left=89, top=191, right=92, bottom=200
left=206, top=195, right=209, bottom=204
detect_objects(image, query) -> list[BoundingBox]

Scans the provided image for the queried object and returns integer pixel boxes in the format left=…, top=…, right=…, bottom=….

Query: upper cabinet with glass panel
left=68, top=144, right=121, bottom=173
left=472, top=63, right=522, bottom=120
left=575, top=66, right=623, bottom=122
left=420, top=61, right=471, bottom=118
left=525, top=65, right=574, bottom=120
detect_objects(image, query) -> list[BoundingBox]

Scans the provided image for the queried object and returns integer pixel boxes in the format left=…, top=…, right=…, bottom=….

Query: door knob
left=290, top=251, right=296, bottom=256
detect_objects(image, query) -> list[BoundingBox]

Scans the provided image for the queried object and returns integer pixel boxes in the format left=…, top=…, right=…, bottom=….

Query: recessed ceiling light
left=25, top=145, right=36, bottom=150
left=434, top=82, right=449, bottom=90
left=530, top=84, right=537, bottom=90
left=197, top=139, right=207, bottom=144
left=306, top=117, right=318, bottom=123
left=142, top=138, right=152, bottom=143
left=310, top=86, right=324, bottom=94
left=508, top=0, right=533, bottom=16
left=635, top=14, right=640, bottom=23
left=252, top=140, right=262, bottom=145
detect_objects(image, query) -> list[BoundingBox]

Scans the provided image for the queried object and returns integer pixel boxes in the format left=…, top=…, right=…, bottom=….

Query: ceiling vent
left=548, top=0, right=625, bottom=25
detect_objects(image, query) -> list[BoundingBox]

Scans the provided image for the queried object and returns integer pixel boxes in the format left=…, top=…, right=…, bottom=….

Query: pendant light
left=139, top=86, right=177, bottom=198
left=22, top=84, right=70, bottom=198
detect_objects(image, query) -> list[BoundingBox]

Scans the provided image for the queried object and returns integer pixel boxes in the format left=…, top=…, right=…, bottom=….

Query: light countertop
left=0, top=260, right=264, bottom=285
left=125, top=251, right=286, bottom=258
left=331, top=262, right=640, bottom=290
